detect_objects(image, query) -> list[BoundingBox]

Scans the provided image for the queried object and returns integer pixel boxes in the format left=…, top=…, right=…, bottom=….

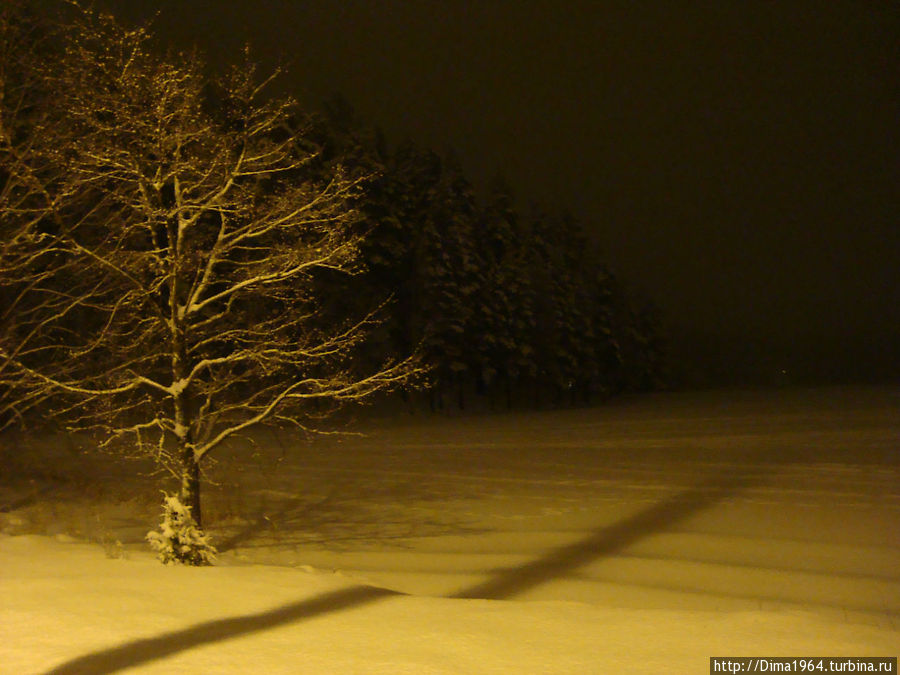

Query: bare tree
left=0, top=3, right=418, bottom=548
left=0, top=0, right=88, bottom=427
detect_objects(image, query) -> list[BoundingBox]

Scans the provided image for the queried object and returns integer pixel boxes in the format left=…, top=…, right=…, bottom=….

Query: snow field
left=1, top=386, right=898, bottom=672
left=1, top=535, right=896, bottom=674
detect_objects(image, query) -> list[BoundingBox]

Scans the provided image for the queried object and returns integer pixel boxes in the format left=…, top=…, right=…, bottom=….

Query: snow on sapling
left=146, top=494, right=217, bottom=566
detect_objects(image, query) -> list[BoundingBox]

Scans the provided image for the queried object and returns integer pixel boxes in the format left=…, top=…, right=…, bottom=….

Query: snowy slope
left=1, top=386, right=898, bottom=672
left=1, top=535, right=896, bottom=674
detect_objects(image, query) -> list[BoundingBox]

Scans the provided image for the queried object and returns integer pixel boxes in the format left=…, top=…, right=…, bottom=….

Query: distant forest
left=304, top=97, right=667, bottom=410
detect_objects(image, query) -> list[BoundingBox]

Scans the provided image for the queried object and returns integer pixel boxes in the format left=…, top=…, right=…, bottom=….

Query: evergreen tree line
left=306, top=100, right=666, bottom=411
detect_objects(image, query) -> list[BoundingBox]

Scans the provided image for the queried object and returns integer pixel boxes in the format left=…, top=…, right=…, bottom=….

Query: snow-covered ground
left=1, top=386, right=898, bottom=673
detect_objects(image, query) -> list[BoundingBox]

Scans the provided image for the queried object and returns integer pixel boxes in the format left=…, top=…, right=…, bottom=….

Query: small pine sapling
left=146, top=494, right=217, bottom=566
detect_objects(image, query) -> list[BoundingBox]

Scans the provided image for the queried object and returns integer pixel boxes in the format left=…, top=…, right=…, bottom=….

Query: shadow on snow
left=451, top=464, right=766, bottom=600
left=44, top=454, right=769, bottom=674
left=44, top=585, right=401, bottom=675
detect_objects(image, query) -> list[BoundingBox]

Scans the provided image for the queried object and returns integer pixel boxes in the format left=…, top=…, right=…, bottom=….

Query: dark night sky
left=95, top=0, right=899, bottom=384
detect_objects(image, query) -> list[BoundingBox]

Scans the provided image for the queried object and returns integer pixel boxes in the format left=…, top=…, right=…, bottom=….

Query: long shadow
left=451, top=464, right=765, bottom=599
left=43, top=453, right=768, bottom=674
left=45, top=585, right=400, bottom=675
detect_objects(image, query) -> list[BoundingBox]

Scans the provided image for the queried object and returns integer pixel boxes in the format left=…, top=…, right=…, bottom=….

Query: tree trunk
left=179, top=445, right=202, bottom=529
left=174, top=378, right=202, bottom=527
left=170, top=285, right=202, bottom=527
left=173, top=376, right=201, bottom=527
